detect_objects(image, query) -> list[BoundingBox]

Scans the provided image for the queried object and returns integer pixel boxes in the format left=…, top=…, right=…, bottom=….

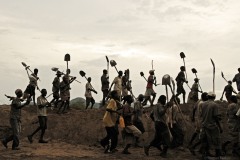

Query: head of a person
left=180, top=66, right=185, bottom=71
left=194, top=78, right=199, bottom=83
left=66, top=69, right=71, bottom=75
left=124, top=95, right=134, bottom=104
left=15, top=89, right=23, bottom=98
left=137, top=94, right=144, bottom=102
left=149, top=70, right=155, bottom=75
left=158, top=95, right=166, bottom=105
left=103, top=69, right=108, bottom=75
left=207, top=91, right=216, bottom=100
left=63, top=75, right=69, bottom=82
left=118, top=71, right=123, bottom=77
left=230, top=95, right=237, bottom=104
left=228, top=81, right=232, bottom=85
left=201, top=92, right=208, bottom=101
left=87, top=77, right=91, bottom=83
left=34, top=68, right=38, bottom=75
left=110, top=90, right=118, bottom=100
left=56, top=71, right=62, bottom=77
left=41, top=89, right=47, bottom=97
left=238, top=68, right=240, bottom=73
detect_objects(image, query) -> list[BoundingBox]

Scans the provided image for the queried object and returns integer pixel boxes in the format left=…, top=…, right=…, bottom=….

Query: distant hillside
left=70, top=97, right=101, bottom=109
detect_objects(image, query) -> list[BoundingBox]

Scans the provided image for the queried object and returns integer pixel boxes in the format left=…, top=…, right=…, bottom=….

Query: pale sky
left=0, top=0, right=240, bottom=104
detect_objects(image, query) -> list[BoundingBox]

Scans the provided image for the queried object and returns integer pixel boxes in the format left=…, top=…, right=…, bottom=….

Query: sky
left=0, top=0, right=240, bottom=104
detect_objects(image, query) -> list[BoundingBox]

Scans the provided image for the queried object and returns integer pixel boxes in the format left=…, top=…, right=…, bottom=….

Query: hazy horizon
left=0, top=0, right=240, bottom=104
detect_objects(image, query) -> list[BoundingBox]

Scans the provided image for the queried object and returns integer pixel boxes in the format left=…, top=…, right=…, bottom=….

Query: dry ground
left=0, top=102, right=239, bottom=160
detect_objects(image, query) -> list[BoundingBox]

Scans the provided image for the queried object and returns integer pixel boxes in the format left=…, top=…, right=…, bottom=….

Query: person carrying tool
left=85, top=77, right=96, bottom=109
left=220, top=81, right=237, bottom=103
left=24, top=68, right=39, bottom=105
left=175, top=66, right=188, bottom=104
left=100, top=90, right=120, bottom=153
left=200, top=92, right=222, bottom=160
left=233, top=68, right=240, bottom=91
left=122, top=69, right=130, bottom=103
left=2, top=89, right=30, bottom=150
left=187, top=78, right=201, bottom=104
left=168, top=97, right=184, bottom=149
left=101, top=69, right=109, bottom=106
left=121, top=95, right=142, bottom=154
left=58, top=75, right=75, bottom=114
left=50, top=71, right=62, bottom=108
left=132, top=94, right=145, bottom=134
left=142, top=70, right=156, bottom=106
left=188, top=92, right=208, bottom=156
left=222, top=95, right=240, bottom=157
left=27, top=89, right=50, bottom=144
left=144, top=95, right=171, bottom=158
left=110, top=71, right=123, bottom=100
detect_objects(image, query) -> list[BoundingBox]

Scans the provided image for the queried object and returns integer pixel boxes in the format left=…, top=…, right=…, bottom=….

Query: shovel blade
left=162, top=74, right=171, bottom=85
left=21, top=62, right=27, bottom=67
left=64, top=53, right=71, bottom=61
left=79, top=70, right=86, bottom=77
left=180, top=52, right=185, bottom=59
left=110, top=60, right=117, bottom=67
left=192, top=68, right=197, bottom=74
left=51, top=67, right=59, bottom=72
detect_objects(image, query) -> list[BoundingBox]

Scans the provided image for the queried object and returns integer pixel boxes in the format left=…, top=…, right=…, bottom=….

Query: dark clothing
left=176, top=71, right=186, bottom=95
left=150, top=121, right=171, bottom=148
left=200, top=100, right=221, bottom=150
left=101, top=74, right=109, bottom=91
left=86, top=97, right=95, bottom=109
left=169, top=123, right=184, bottom=148
left=233, top=73, right=240, bottom=91
left=133, top=101, right=145, bottom=133
left=100, top=126, right=118, bottom=152
left=122, top=104, right=132, bottom=126
left=133, top=121, right=145, bottom=134
left=224, top=84, right=234, bottom=102
left=4, top=98, right=23, bottom=149
left=24, top=84, right=36, bottom=96
left=52, top=77, right=60, bottom=98
left=38, top=116, right=47, bottom=130
left=101, top=74, right=109, bottom=106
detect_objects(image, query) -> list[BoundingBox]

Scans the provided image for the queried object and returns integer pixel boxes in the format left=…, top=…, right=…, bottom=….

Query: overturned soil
left=0, top=102, right=239, bottom=160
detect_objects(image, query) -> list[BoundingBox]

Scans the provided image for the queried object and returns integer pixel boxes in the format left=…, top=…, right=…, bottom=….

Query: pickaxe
left=191, top=68, right=203, bottom=92
left=51, top=67, right=81, bottom=84
left=79, top=70, right=97, bottom=94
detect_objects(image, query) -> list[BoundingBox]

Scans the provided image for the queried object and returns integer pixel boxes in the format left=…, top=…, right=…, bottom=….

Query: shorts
left=38, top=116, right=47, bottom=129
left=145, top=88, right=156, bottom=97
left=177, top=84, right=185, bottom=95
left=24, top=84, right=36, bottom=96
left=86, top=97, right=95, bottom=104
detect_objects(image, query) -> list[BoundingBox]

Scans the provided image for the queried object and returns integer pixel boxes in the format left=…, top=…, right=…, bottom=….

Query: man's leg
left=91, top=98, right=95, bottom=109
left=86, top=98, right=90, bottom=109
left=10, top=119, right=20, bottom=150
left=39, top=116, right=48, bottom=143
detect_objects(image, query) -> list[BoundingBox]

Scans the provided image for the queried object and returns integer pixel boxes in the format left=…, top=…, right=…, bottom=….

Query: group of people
left=99, top=67, right=240, bottom=160
left=2, top=59, right=240, bottom=160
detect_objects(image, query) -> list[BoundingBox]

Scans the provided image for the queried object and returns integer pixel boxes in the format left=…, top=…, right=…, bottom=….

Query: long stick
left=210, top=59, right=215, bottom=93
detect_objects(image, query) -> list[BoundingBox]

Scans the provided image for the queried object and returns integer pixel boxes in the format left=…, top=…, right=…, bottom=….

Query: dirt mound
left=0, top=102, right=238, bottom=160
